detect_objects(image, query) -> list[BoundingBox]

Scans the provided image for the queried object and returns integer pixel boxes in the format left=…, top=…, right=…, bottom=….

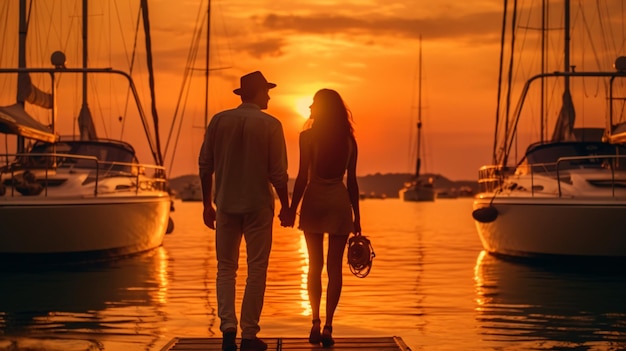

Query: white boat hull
left=0, top=194, right=170, bottom=259
left=473, top=195, right=626, bottom=257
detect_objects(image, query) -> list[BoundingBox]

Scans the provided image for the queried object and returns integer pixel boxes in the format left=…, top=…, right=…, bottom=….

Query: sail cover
left=551, top=90, right=576, bottom=142
left=0, top=103, right=56, bottom=143
left=17, top=73, right=53, bottom=109
left=78, top=104, right=98, bottom=141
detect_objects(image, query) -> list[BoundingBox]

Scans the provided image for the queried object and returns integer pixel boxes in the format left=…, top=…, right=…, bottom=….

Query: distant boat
left=178, top=181, right=203, bottom=202
left=0, top=0, right=173, bottom=262
left=399, top=36, right=436, bottom=202
left=472, top=0, right=626, bottom=258
left=359, top=192, right=387, bottom=200
left=435, top=188, right=458, bottom=199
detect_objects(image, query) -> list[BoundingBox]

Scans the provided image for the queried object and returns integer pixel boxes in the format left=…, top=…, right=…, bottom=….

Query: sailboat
left=399, top=37, right=436, bottom=202
left=0, top=0, right=173, bottom=262
left=472, top=0, right=626, bottom=258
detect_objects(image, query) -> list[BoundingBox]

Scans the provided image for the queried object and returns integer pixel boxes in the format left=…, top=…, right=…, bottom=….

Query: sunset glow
left=295, top=96, right=312, bottom=120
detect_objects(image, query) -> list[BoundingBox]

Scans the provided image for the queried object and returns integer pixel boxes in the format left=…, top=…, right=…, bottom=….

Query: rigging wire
left=0, top=1, right=13, bottom=101
left=114, top=0, right=142, bottom=140
left=495, top=0, right=508, bottom=165
left=579, top=1, right=602, bottom=99
left=501, top=0, right=517, bottom=166
left=0, top=1, right=9, bottom=165
left=163, top=0, right=208, bottom=177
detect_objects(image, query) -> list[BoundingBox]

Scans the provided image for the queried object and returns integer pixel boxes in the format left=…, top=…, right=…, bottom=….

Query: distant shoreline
left=168, top=172, right=478, bottom=199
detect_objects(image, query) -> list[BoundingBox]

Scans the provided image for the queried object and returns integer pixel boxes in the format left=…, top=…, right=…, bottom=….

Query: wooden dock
left=160, top=336, right=412, bottom=351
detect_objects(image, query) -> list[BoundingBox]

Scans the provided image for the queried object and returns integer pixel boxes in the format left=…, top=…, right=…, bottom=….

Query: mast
left=549, top=0, right=575, bottom=142
left=540, top=0, right=546, bottom=141
left=563, top=0, right=570, bottom=91
left=14, top=0, right=54, bottom=150
left=16, top=0, right=52, bottom=108
left=415, top=35, right=423, bottom=179
left=204, top=0, right=211, bottom=127
left=16, top=0, right=27, bottom=152
left=82, top=0, right=88, bottom=107
left=17, top=0, right=27, bottom=103
left=77, top=0, right=97, bottom=140
left=141, top=0, right=164, bottom=166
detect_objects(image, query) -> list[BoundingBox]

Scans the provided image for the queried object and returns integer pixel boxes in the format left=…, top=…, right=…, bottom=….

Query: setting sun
left=295, top=96, right=312, bottom=120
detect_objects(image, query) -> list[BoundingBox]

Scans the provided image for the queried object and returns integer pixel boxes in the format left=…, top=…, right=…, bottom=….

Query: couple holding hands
left=199, top=71, right=361, bottom=351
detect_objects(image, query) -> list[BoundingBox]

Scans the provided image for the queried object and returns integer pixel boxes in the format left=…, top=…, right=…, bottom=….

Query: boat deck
left=160, top=336, right=412, bottom=351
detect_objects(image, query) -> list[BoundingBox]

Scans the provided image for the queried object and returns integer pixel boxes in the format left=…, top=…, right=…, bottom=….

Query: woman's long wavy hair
left=307, top=89, right=355, bottom=178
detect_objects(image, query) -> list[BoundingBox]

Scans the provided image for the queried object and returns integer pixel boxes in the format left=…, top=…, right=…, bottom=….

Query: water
left=2, top=198, right=626, bottom=350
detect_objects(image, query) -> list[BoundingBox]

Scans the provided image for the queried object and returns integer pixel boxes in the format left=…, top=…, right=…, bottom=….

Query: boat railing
left=498, top=70, right=626, bottom=166
left=0, top=152, right=167, bottom=197
left=478, top=154, right=626, bottom=196
left=477, top=165, right=515, bottom=192
left=555, top=154, right=626, bottom=197
left=0, top=66, right=162, bottom=166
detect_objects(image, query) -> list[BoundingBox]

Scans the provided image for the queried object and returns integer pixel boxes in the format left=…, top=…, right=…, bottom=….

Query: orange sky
left=151, top=0, right=505, bottom=181
left=1, top=0, right=625, bottom=181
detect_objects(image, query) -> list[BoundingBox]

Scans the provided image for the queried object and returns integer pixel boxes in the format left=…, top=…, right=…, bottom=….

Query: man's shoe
left=240, top=337, right=267, bottom=351
left=222, top=328, right=237, bottom=351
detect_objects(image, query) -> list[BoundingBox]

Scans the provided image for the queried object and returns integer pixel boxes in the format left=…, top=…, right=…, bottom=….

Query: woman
left=285, top=88, right=361, bottom=348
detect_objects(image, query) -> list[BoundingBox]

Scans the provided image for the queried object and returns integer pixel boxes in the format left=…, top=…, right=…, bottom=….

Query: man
left=199, top=71, right=290, bottom=351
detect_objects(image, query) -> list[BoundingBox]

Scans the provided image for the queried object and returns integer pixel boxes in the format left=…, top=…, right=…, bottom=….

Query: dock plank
left=160, top=336, right=411, bottom=351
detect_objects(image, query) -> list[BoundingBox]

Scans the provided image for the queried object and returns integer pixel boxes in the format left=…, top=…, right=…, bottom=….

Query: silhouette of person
left=199, top=71, right=290, bottom=351
left=284, top=88, right=361, bottom=348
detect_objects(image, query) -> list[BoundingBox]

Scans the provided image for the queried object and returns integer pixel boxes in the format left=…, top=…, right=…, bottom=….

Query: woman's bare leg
left=325, top=234, right=349, bottom=327
left=304, top=232, right=324, bottom=321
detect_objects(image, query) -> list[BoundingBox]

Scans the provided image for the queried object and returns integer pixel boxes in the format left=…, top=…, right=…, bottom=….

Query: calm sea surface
left=2, top=198, right=626, bottom=351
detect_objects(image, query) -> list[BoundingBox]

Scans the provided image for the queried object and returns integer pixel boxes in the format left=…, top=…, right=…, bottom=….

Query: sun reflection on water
left=155, top=246, right=170, bottom=304
left=298, top=233, right=311, bottom=316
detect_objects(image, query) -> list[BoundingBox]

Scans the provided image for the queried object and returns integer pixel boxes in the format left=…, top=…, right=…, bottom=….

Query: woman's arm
left=290, top=132, right=311, bottom=211
left=346, top=136, right=361, bottom=234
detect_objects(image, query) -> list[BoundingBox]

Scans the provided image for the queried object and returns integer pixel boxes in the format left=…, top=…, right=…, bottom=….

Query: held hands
left=204, top=205, right=295, bottom=229
left=279, top=207, right=296, bottom=227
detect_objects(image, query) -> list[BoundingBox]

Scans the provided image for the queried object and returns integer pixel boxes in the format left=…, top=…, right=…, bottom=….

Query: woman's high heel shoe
left=321, top=325, right=335, bottom=348
left=308, top=319, right=321, bottom=344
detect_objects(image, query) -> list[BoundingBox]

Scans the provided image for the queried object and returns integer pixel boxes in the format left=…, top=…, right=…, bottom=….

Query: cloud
left=225, top=10, right=503, bottom=59
left=259, top=11, right=503, bottom=41
left=233, top=37, right=287, bottom=59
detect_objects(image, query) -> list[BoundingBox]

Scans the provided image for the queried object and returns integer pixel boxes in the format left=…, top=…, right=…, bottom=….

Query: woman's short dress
left=298, top=175, right=354, bottom=236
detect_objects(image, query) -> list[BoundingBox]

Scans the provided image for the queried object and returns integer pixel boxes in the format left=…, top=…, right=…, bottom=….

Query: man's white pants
left=215, top=206, right=273, bottom=339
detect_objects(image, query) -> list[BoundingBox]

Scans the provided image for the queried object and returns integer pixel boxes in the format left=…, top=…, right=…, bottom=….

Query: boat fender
left=472, top=206, right=498, bottom=223
left=14, top=170, right=44, bottom=196
left=166, top=217, right=175, bottom=234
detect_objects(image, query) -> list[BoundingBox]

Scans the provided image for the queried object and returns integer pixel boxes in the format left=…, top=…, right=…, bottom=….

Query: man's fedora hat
left=233, top=71, right=277, bottom=95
